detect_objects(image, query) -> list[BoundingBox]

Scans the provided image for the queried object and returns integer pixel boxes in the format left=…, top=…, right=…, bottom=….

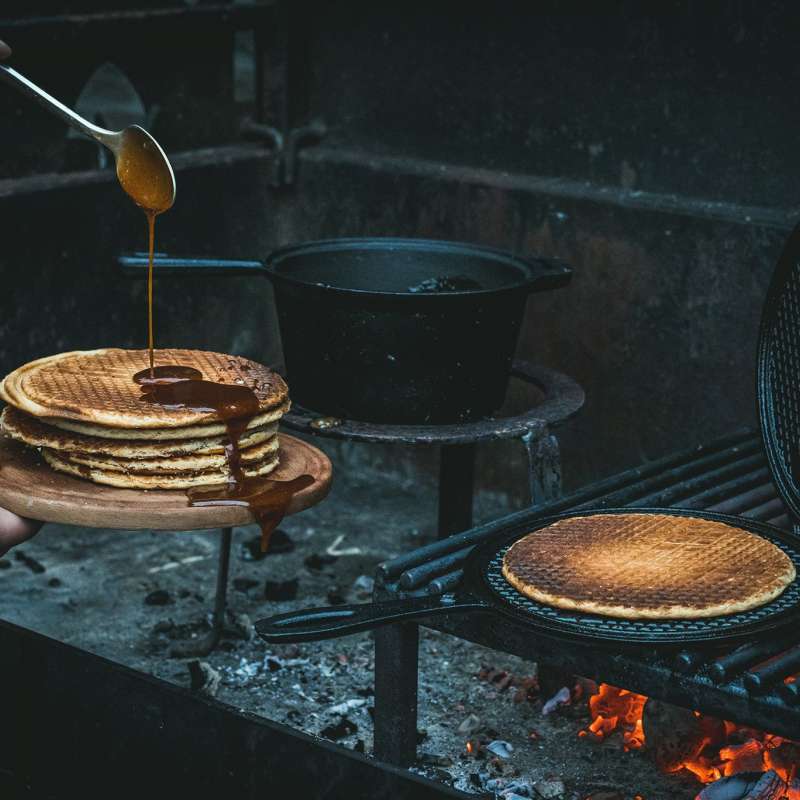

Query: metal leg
left=373, top=623, right=419, bottom=766
left=524, top=430, right=562, bottom=506
left=437, top=443, right=476, bottom=539
left=171, top=527, right=233, bottom=658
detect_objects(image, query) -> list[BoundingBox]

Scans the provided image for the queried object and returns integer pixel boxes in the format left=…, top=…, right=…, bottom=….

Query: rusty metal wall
left=0, top=3, right=795, bottom=500
left=271, top=150, right=787, bottom=494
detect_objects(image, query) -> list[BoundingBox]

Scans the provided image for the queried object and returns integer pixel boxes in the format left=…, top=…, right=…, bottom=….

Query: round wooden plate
left=0, top=433, right=332, bottom=531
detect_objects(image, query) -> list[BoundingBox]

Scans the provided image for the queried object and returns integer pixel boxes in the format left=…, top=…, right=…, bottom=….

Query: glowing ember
left=579, top=682, right=800, bottom=790
left=578, top=684, right=646, bottom=751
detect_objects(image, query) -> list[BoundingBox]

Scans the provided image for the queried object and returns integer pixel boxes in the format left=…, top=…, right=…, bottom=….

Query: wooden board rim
left=0, top=433, right=331, bottom=531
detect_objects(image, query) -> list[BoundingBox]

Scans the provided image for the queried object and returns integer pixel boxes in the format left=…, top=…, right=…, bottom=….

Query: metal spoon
left=0, top=64, right=175, bottom=214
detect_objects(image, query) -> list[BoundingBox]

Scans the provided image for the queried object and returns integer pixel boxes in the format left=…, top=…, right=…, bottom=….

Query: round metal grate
left=477, top=510, right=800, bottom=644
left=758, top=222, right=800, bottom=522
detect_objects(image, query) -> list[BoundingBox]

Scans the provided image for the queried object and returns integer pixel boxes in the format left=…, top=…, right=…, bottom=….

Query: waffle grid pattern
left=485, top=528, right=800, bottom=639
left=11, top=349, right=286, bottom=426
left=767, top=253, right=800, bottom=515
left=501, top=514, right=793, bottom=608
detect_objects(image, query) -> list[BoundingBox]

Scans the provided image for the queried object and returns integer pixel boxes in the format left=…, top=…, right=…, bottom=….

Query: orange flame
left=580, top=682, right=800, bottom=788
left=579, top=684, right=646, bottom=751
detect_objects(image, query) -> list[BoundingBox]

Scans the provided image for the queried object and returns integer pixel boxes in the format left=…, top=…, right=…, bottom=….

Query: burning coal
left=579, top=683, right=799, bottom=796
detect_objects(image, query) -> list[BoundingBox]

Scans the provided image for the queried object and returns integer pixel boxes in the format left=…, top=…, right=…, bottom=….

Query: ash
left=1, top=445, right=700, bottom=800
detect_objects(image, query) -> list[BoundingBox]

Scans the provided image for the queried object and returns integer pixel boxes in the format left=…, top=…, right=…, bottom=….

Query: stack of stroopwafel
left=0, top=349, right=290, bottom=489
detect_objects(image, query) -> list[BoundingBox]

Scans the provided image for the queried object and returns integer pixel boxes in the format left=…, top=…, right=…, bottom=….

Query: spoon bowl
left=0, top=65, right=175, bottom=214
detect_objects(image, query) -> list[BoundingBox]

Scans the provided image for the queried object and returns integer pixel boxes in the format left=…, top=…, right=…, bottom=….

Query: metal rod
left=437, top=443, right=476, bottom=539
left=373, top=623, right=419, bottom=766
left=631, top=455, right=765, bottom=507
left=741, top=497, right=787, bottom=522
left=704, top=480, right=778, bottom=515
left=710, top=637, right=797, bottom=683
left=398, top=547, right=473, bottom=591
left=170, top=527, right=233, bottom=658
left=428, top=569, right=465, bottom=595
left=744, top=643, right=800, bottom=693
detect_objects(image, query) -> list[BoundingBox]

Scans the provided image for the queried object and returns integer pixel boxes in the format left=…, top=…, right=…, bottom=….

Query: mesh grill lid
left=757, top=221, right=800, bottom=523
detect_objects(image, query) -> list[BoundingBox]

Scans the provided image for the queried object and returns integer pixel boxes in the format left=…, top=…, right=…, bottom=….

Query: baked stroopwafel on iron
left=0, top=348, right=290, bottom=490
left=501, top=512, right=796, bottom=619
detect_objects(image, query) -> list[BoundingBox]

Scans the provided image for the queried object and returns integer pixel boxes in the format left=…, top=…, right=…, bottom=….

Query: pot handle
left=523, top=257, right=573, bottom=292
left=254, top=594, right=489, bottom=643
left=117, top=253, right=267, bottom=278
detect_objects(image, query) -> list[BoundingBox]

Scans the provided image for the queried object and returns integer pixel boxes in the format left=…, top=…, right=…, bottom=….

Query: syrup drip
left=146, top=211, right=156, bottom=374
left=138, top=375, right=312, bottom=551
left=115, top=128, right=174, bottom=377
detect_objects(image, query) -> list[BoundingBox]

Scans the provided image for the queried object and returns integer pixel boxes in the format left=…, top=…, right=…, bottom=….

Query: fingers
left=0, top=41, right=11, bottom=60
left=0, top=507, right=42, bottom=558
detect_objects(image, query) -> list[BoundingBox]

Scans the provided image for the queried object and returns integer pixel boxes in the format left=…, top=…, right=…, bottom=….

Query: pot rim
left=264, top=237, right=568, bottom=299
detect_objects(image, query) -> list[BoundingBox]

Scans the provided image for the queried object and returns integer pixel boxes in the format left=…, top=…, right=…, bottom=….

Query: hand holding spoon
left=0, top=46, right=175, bottom=213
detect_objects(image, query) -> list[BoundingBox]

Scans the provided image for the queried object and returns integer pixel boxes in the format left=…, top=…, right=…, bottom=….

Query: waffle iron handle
left=254, top=594, right=489, bottom=643
left=117, top=253, right=267, bottom=278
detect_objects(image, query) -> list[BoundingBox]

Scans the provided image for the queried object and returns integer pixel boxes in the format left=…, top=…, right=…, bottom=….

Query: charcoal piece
left=326, top=587, right=346, bottom=605
left=144, top=589, right=172, bottom=606
left=14, top=550, right=45, bottom=573
left=416, top=729, right=428, bottom=744
left=419, top=753, right=453, bottom=767
left=187, top=660, right=220, bottom=698
left=305, top=553, right=338, bottom=572
left=264, top=578, right=298, bottom=601
left=233, top=577, right=259, bottom=593
left=355, top=686, right=374, bottom=698
left=352, top=739, right=365, bottom=754
left=152, top=620, right=174, bottom=634
left=47, top=577, right=62, bottom=588
left=265, top=658, right=282, bottom=672
left=0, top=559, right=11, bottom=569
left=320, top=716, right=358, bottom=741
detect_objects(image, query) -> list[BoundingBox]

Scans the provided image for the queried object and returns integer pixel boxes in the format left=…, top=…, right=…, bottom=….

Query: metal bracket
left=523, top=427, right=563, bottom=506
left=240, top=117, right=326, bottom=187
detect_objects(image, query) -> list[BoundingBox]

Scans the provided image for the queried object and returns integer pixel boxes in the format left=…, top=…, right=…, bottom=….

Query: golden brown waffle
left=43, top=448, right=280, bottom=490
left=0, top=349, right=288, bottom=428
left=501, top=512, right=796, bottom=619
left=59, top=435, right=279, bottom=474
left=1, top=406, right=278, bottom=457
left=47, top=402, right=289, bottom=440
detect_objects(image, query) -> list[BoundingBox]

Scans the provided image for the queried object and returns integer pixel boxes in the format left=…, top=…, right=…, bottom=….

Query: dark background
left=0, top=1, right=794, bottom=499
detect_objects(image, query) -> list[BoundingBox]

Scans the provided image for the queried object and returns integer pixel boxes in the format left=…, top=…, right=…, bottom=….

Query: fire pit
left=253, top=210, right=800, bottom=796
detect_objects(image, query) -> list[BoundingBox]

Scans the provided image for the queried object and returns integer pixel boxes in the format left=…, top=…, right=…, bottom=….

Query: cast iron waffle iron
left=256, top=507, right=800, bottom=648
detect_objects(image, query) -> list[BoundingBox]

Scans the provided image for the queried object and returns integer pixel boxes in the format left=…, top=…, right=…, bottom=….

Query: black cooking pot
left=120, top=238, right=572, bottom=424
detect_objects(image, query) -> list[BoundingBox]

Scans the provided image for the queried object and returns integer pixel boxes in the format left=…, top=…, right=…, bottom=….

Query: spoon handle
left=0, top=64, right=118, bottom=151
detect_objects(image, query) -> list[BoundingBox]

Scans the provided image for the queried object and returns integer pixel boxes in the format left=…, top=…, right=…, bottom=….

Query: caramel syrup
left=120, top=131, right=309, bottom=551
left=133, top=365, right=203, bottom=386
left=138, top=375, right=312, bottom=551
left=115, top=128, right=175, bottom=376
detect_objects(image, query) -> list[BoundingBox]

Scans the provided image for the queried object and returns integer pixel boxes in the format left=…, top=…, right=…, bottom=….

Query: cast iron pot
left=120, top=238, right=572, bottom=424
